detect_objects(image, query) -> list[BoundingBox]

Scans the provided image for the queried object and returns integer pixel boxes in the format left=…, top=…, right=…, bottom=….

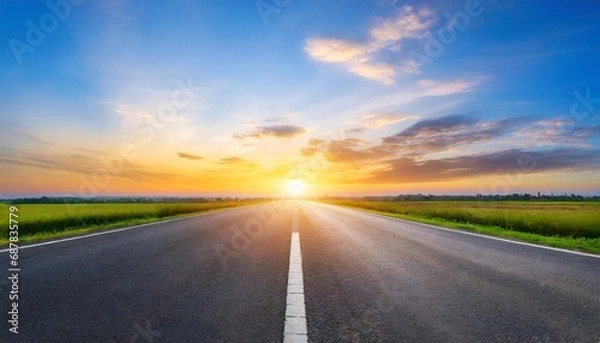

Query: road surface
left=1, top=201, right=598, bottom=342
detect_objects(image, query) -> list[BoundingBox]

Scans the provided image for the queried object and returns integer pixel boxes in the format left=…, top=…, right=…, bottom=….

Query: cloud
left=0, top=151, right=176, bottom=182
left=359, top=113, right=416, bottom=128
left=300, top=147, right=320, bottom=157
left=418, top=78, right=484, bottom=96
left=300, top=138, right=327, bottom=156
left=218, top=156, right=249, bottom=164
left=572, top=124, right=600, bottom=138
left=308, top=138, right=325, bottom=146
left=512, top=119, right=600, bottom=148
left=177, top=152, right=203, bottom=161
left=259, top=125, right=306, bottom=138
left=233, top=133, right=261, bottom=141
left=299, top=138, right=393, bottom=164
left=325, top=139, right=393, bottom=163
left=233, top=124, right=306, bottom=141
left=386, top=113, right=477, bottom=139
left=363, top=149, right=600, bottom=183
left=369, top=6, right=434, bottom=49
left=264, top=116, right=290, bottom=123
left=216, top=156, right=260, bottom=171
left=304, top=38, right=368, bottom=63
left=13, top=131, right=54, bottom=145
left=381, top=114, right=533, bottom=156
left=217, top=156, right=260, bottom=169
left=324, top=139, right=369, bottom=163
left=300, top=112, right=600, bottom=184
left=300, top=114, right=533, bottom=164
left=344, top=127, right=367, bottom=134
left=304, top=6, right=434, bottom=84
left=348, top=62, right=397, bottom=85
left=299, top=110, right=600, bottom=182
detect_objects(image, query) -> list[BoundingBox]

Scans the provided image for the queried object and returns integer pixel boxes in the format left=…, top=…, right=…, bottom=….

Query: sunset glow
left=286, top=180, right=308, bottom=197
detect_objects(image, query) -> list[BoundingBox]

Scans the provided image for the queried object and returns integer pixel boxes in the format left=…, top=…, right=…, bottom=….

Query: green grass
left=321, top=199, right=600, bottom=254
left=0, top=201, right=261, bottom=246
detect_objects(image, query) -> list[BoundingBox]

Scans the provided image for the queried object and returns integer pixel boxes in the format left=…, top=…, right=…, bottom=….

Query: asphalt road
left=1, top=201, right=598, bottom=342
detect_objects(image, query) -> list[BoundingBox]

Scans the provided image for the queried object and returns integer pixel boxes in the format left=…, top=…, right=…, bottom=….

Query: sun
left=285, top=179, right=307, bottom=197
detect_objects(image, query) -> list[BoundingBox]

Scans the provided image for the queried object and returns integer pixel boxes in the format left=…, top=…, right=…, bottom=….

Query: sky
left=0, top=0, right=599, bottom=198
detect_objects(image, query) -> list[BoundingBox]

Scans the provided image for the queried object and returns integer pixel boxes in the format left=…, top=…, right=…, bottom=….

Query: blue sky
left=1, top=0, right=599, bottom=197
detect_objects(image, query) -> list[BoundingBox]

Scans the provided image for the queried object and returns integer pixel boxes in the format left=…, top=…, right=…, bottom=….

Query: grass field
left=3, top=199, right=598, bottom=253
left=321, top=199, right=600, bottom=254
left=0, top=201, right=261, bottom=246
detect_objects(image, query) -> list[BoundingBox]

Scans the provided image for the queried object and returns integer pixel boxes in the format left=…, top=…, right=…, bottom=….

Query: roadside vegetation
left=321, top=199, right=600, bottom=254
left=0, top=200, right=264, bottom=246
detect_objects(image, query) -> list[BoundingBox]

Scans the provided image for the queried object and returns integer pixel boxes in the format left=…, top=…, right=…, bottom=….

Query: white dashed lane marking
left=283, top=207, right=308, bottom=343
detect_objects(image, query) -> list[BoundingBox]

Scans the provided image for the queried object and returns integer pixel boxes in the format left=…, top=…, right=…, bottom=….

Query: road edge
left=0, top=203, right=264, bottom=252
left=314, top=202, right=600, bottom=259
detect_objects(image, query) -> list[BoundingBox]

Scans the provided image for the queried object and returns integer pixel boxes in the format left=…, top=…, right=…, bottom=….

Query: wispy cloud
left=0, top=151, right=176, bottom=182
left=259, top=125, right=306, bottom=138
left=303, top=5, right=487, bottom=89
left=418, top=77, right=485, bottom=96
left=13, top=131, right=54, bottom=145
left=304, top=38, right=368, bottom=63
left=218, top=157, right=253, bottom=165
left=300, top=138, right=326, bottom=157
left=304, top=6, right=434, bottom=84
left=356, top=113, right=416, bottom=129
left=325, top=138, right=394, bottom=163
left=215, top=156, right=260, bottom=171
left=369, top=6, right=433, bottom=49
left=381, top=114, right=533, bottom=156
left=513, top=120, right=600, bottom=148
left=177, top=152, right=203, bottom=161
left=264, top=116, right=290, bottom=123
left=344, top=127, right=367, bottom=135
left=363, top=149, right=600, bottom=183
left=233, top=124, right=306, bottom=141
left=232, top=133, right=261, bottom=141
left=572, top=125, right=600, bottom=139
left=340, top=113, right=417, bottom=138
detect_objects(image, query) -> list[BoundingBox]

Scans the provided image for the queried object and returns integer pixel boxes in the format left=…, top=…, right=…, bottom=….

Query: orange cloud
left=177, top=152, right=203, bottom=160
